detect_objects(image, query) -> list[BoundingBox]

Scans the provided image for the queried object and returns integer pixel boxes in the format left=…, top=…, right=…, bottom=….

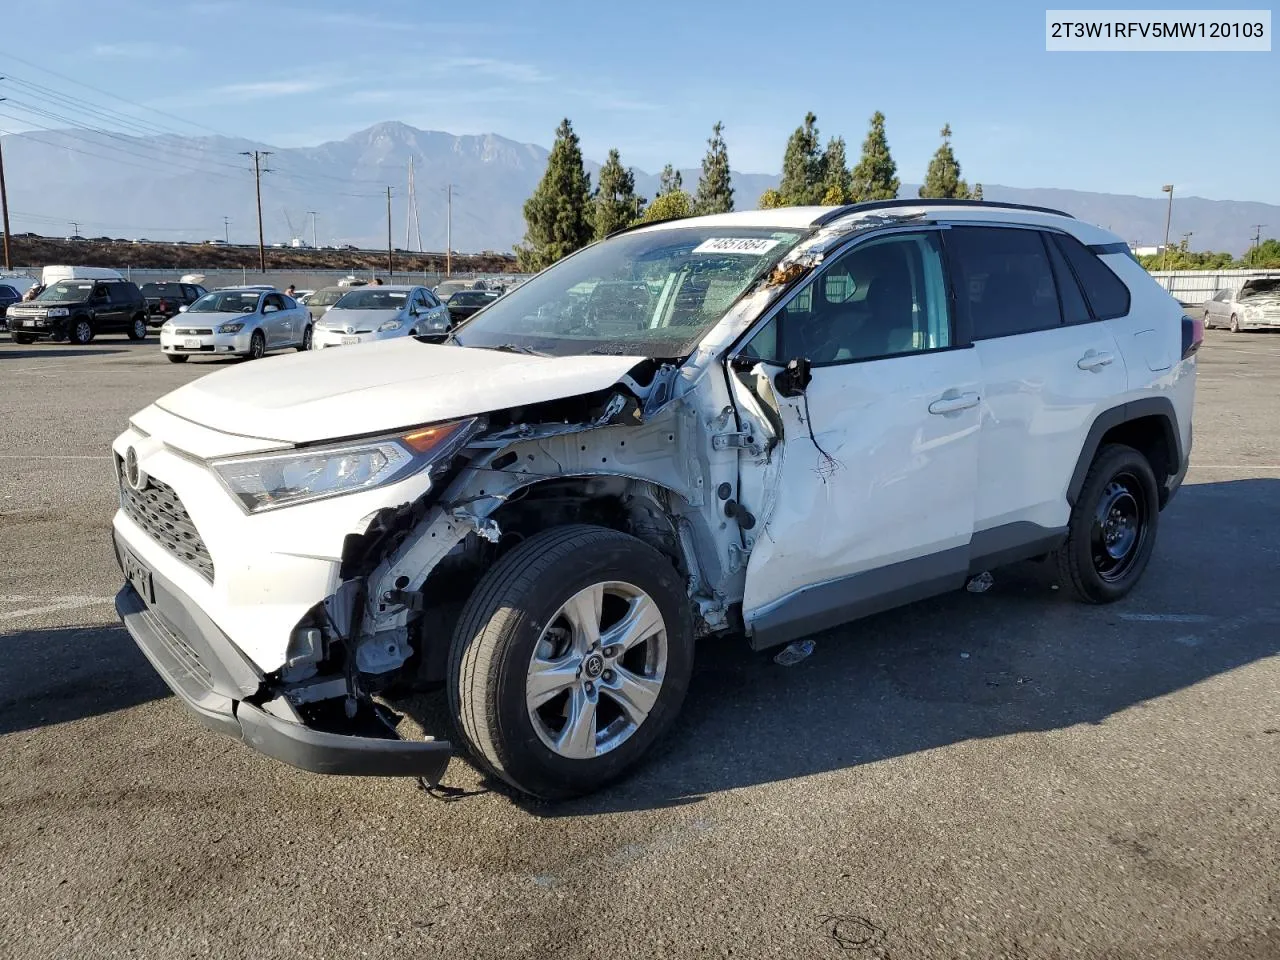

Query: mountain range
left=1, top=120, right=1275, bottom=255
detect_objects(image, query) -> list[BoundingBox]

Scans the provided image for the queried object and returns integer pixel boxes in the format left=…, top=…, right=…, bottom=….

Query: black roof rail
left=811, top=198, right=1075, bottom=226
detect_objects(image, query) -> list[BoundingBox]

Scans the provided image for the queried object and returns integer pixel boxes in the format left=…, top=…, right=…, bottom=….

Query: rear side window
left=1052, top=234, right=1131, bottom=319
left=946, top=226, right=1061, bottom=340
left=1043, top=233, right=1092, bottom=325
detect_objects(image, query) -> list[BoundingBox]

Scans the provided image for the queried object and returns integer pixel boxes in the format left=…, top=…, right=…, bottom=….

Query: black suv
left=6, top=279, right=149, bottom=344
left=0, top=282, right=25, bottom=332
left=139, top=281, right=208, bottom=327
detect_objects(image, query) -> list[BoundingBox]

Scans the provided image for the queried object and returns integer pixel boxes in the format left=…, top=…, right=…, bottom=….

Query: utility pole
left=1160, top=183, right=1174, bottom=272
left=1250, top=224, right=1265, bottom=266
left=241, top=150, right=272, bottom=272
left=446, top=183, right=452, bottom=278
left=308, top=210, right=318, bottom=249
left=0, top=133, right=11, bottom=270
left=69, top=221, right=80, bottom=238
left=386, top=186, right=393, bottom=278
left=223, top=216, right=230, bottom=244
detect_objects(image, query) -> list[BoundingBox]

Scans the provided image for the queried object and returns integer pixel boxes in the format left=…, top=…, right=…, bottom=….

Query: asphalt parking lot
left=1, top=328, right=1277, bottom=960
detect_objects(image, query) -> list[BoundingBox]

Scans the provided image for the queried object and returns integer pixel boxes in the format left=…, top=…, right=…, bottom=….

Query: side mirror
left=178, top=304, right=189, bottom=313
left=774, top=357, right=813, bottom=398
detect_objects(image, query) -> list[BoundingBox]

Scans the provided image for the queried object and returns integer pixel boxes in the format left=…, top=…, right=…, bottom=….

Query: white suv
left=111, top=201, right=1199, bottom=799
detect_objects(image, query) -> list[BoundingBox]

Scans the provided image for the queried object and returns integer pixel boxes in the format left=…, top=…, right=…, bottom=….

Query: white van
left=41, top=265, right=126, bottom=286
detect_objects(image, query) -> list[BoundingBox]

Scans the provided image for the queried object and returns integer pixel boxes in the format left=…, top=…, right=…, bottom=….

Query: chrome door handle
left=1077, top=350, right=1115, bottom=371
left=928, top=392, right=980, bottom=415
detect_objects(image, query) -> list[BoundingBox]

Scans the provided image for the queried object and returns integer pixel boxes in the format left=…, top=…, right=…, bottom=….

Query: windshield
left=1240, top=279, right=1280, bottom=298
left=333, top=289, right=409, bottom=310
left=36, top=282, right=94, bottom=301
left=309, top=289, right=346, bottom=307
left=189, top=291, right=261, bottom=313
left=451, top=226, right=806, bottom=357
left=450, top=291, right=499, bottom=305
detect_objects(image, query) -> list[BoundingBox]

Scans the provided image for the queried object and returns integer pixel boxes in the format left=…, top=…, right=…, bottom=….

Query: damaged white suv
left=112, top=201, right=1199, bottom=799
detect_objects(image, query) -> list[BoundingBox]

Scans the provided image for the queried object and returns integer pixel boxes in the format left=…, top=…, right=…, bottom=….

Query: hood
left=316, top=308, right=400, bottom=331
left=154, top=339, right=647, bottom=444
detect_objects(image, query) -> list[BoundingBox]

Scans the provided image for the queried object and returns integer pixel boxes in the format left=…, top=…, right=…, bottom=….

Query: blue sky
left=2, top=0, right=1277, bottom=202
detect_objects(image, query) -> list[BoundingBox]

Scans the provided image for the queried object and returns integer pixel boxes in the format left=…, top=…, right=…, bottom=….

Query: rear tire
left=1230, top=314, right=1240, bottom=333
left=448, top=524, right=694, bottom=800
left=296, top=325, right=312, bottom=351
left=166, top=354, right=189, bottom=363
left=69, top=317, right=94, bottom=345
left=127, top=315, right=148, bottom=340
left=1056, top=443, right=1159, bottom=604
left=247, top=330, right=266, bottom=360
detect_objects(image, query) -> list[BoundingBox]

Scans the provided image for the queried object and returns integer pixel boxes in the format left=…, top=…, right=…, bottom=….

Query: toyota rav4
left=111, top=200, right=1199, bottom=799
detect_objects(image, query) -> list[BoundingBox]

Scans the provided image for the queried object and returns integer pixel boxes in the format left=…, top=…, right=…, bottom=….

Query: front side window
left=189, top=291, right=262, bottom=313
left=451, top=226, right=806, bottom=358
left=741, top=231, right=952, bottom=365
left=947, top=226, right=1061, bottom=340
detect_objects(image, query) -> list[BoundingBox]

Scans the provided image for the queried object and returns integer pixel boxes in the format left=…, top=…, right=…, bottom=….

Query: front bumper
left=311, top=327, right=404, bottom=348
left=7, top=315, right=67, bottom=338
left=159, top=328, right=253, bottom=356
left=113, top=534, right=453, bottom=780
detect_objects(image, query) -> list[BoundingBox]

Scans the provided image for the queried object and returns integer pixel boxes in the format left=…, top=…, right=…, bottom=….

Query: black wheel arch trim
left=1067, top=397, right=1185, bottom=508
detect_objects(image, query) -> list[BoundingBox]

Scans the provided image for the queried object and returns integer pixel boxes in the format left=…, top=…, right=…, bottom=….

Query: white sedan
left=311, top=285, right=450, bottom=349
left=160, top=288, right=312, bottom=362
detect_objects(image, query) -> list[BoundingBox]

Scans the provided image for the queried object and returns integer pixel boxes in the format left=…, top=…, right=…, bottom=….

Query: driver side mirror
left=774, top=357, right=813, bottom=398
left=178, top=304, right=189, bottom=313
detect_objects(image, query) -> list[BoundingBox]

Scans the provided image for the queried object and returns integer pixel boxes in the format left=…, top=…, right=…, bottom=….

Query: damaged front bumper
left=113, top=530, right=452, bottom=781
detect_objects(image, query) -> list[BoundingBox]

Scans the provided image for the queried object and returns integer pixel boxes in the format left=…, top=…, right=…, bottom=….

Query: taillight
left=1181, top=314, right=1203, bottom=359
left=159, top=298, right=170, bottom=312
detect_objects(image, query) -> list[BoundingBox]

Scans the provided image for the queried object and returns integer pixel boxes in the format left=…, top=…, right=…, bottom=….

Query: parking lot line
left=0, top=455, right=111, bottom=460
left=0, top=596, right=116, bottom=623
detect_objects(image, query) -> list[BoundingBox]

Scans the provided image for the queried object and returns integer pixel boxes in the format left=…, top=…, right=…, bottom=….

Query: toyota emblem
left=124, top=447, right=144, bottom=490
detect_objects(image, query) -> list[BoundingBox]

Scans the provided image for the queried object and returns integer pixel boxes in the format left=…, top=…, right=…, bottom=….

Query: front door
left=263, top=293, right=290, bottom=346
left=727, top=228, right=982, bottom=648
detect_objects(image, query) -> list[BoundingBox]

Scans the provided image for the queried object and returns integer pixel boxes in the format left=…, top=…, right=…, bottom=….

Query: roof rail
left=811, top=198, right=1075, bottom=226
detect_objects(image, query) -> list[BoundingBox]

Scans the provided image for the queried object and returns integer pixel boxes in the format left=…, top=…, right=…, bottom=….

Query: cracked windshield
left=452, top=226, right=805, bottom=357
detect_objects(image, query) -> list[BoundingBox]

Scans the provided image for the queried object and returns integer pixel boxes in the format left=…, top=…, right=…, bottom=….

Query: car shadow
left=0, top=349, right=130, bottom=360
left=415, top=477, right=1280, bottom=816
left=0, top=622, right=168, bottom=736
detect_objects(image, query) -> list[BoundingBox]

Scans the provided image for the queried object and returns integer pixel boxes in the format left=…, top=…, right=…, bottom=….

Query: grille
left=120, top=473, right=215, bottom=582
left=176, top=328, right=214, bottom=335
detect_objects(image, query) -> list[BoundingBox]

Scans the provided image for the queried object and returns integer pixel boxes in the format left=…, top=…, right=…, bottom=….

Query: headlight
left=378, top=319, right=403, bottom=332
left=217, top=322, right=245, bottom=333
left=46, top=307, right=69, bottom=317
left=210, top=417, right=482, bottom=513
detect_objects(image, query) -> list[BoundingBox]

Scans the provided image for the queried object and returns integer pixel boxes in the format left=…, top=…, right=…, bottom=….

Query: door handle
left=1077, top=350, right=1115, bottom=371
left=928, top=391, right=980, bottom=415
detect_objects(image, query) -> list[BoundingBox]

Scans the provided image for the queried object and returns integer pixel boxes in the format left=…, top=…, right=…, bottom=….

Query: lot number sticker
left=692, top=237, right=781, bottom=255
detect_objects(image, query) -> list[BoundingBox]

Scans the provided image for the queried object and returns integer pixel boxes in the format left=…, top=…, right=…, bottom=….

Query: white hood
left=155, top=339, right=646, bottom=444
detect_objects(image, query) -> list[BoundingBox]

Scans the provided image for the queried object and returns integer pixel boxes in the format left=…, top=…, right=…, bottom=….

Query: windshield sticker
left=692, top=237, right=782, bottom=256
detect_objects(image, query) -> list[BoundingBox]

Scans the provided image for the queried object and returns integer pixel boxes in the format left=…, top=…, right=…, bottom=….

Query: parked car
left=0, top=282, right=24, bottom=332
left=159, top=288, right=311, bottom=362
left=311, top=285, right=449, bottom=348
left=7, top=279, right=149, bottom=344
left=1202, top=277, right=1280, bottom=332
left=303, top=286, right=347, bottom=322
left=292, top=289, right=315, bottom=305
left=432, top=278, right=473, bottom=299
left=445, top=289, right=500, bottom=325
left=110, top=200, right=1197, bottom=800
left=140, top=281, right=209, bottom=327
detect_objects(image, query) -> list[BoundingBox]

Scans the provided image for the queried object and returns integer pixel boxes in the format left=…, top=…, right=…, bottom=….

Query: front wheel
left=127, top=315, right=148, bottom=340
left=166, top=354, right=189, bottom=363
left=69, top=317, right=94, bottom=345
left=1202, top=311, right=1213, bottom=330
left=449, top=525, right=694, bottom=799
left=1229, top=314, right=1241, bottom=333
left=1056, top=443, right=1159, bottom=604
left=246, top=330, right=266, bottom=360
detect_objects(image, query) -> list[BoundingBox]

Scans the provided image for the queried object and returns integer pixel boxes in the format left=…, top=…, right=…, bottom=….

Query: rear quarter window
left=1053, top=234, right=1131, bottom=320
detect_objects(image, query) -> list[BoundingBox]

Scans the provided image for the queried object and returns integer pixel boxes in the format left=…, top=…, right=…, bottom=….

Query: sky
left=1, top=0, right=1277, bottom=203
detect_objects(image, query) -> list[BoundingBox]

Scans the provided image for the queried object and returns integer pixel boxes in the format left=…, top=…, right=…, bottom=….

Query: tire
left=11, top=333, right=35, bottom=345
left=127, top=315, right=148, bottom=341
left=1202, top=311, right=1212, bottom=330
left=449, top=524, right=694, bottom=800
left=296, top=325, right=312, bottom=351
left=247, top=330, right=266, bottom=360
left=1056, top=443, right=1160, bottom=604
left=166, top=354, right=189, bottom=363
left=1229, top=314, right=1240, bottom=333
left=69, top=317, right=94, bottom=345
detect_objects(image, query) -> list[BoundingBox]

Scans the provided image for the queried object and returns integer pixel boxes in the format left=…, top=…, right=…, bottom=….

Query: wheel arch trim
left=1066, top=397, right=1184, bottom=508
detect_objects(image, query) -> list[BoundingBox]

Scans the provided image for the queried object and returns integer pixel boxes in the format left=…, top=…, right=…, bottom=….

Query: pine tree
left=918, top=124, right=972, bottom=200
left=593, top=148, right=643, bottom=240
left=972, top=183, right=984, bottom=201
left=778, top=112, right=824, bottom=205
left=849, top=111, right=900, bottom=202
left=516, top=118, right=593, bottom=270
left=819, top=136, right=852, bottom=205
left=693, top=121, right=734, bottom=215
left=659, top=164, right=683, bottom=196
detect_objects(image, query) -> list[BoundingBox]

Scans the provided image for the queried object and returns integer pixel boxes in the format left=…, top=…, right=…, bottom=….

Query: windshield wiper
left=484, top=342, right=548, bottom=356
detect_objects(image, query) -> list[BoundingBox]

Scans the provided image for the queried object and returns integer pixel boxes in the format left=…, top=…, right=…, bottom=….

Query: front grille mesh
left=120, top=473, right=215, bottom=582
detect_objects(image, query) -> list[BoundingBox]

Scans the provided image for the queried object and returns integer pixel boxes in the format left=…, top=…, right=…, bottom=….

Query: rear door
left=946, top=225, right=1128, bottom=553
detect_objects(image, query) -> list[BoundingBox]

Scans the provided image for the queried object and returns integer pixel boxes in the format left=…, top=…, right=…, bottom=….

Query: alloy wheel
left=73, top=320, right=92, bottom=344
left=526, top=581, right=668, bottom=760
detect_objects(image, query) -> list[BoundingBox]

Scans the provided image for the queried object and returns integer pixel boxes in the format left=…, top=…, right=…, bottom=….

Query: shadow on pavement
left=0, top=623, right=168, bottom=736
left=0, top=349, right=129, bottom=360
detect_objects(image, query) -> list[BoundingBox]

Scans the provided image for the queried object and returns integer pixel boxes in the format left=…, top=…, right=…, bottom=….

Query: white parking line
left=0, top=455, right=111, bottom=460
left=1188, top=464, right=1280, bottom=470
left=1119, top=613, right=1215, bottom=623
left=0, top=595, right=116, bottom=623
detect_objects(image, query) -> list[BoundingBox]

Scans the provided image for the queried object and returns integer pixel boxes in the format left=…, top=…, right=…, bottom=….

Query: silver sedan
left=159, top=288, right=312, bottom=362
